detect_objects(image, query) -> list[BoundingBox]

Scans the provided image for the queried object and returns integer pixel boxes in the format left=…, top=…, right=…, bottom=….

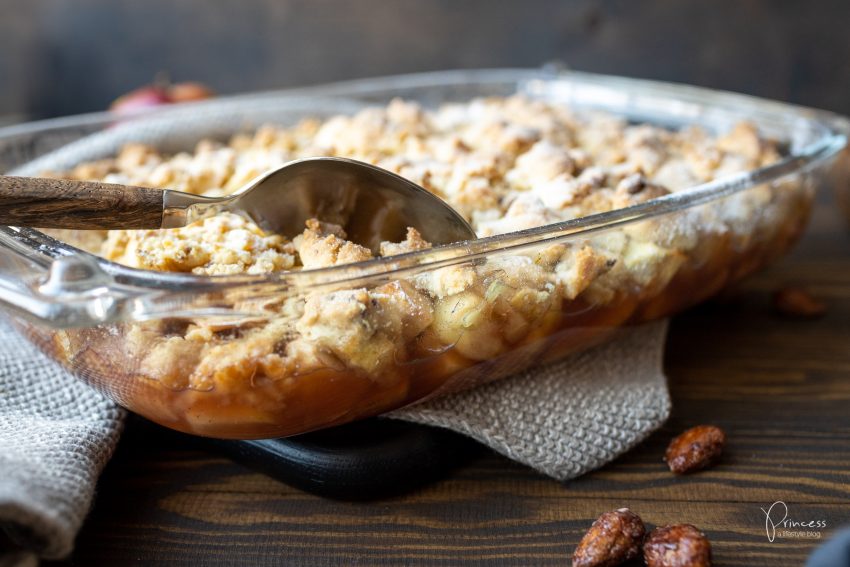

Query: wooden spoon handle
left=0, top=175, right=166, bottom=229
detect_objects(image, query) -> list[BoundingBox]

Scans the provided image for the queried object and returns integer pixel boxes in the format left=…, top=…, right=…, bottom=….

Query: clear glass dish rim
left=1, top=67, right=847, bottom=294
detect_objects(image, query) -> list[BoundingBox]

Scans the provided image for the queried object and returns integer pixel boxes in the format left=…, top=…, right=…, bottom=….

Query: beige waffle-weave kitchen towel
left=0, top=316, right=669, bottom=563
left=0, top=319, right=124, bottom=565
left=391, top=320, right=671, bottom=480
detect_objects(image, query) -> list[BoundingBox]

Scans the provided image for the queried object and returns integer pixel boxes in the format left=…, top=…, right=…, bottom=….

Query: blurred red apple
left=169, top=82, right=215, bottom=103
left=109, top=80, right=215, bottom=114
left=109, top=85, right=171, bottom=114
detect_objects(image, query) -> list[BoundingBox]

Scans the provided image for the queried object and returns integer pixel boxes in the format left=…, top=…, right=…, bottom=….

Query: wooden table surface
left=52, top=202, right=850, bottom=567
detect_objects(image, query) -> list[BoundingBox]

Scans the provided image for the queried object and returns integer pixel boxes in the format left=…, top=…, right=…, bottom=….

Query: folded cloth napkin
left=0, top=316, right=670, bottom=563
left=0, top=319, right=124, bottom=564
left=391, top=320, right=671, bottom=480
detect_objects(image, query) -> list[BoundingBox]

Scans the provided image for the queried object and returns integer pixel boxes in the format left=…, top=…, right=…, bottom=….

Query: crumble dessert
left=35, top=95, right=810, bottom=437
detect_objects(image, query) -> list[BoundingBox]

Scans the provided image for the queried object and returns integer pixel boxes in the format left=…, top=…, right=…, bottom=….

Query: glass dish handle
left=0, top=252, right=134, bottom=328
left=0, top=235, right=269, bottom=328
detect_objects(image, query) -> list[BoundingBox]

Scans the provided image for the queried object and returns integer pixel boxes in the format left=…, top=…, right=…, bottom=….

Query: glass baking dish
left=0, top=68, right=846, bottom=439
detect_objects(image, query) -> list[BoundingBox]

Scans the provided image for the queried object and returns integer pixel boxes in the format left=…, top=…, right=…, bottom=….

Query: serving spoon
left=0, top=157, right=475, bottom=252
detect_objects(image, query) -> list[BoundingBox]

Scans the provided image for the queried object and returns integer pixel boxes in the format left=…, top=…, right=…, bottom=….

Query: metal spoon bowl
left=0, top=157, right=476, bottom=253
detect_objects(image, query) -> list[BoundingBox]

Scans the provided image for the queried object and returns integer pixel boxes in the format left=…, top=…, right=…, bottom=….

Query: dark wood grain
left=49, top=202, right=850, bottom=566
left=0, top=175, right=165, bottom=229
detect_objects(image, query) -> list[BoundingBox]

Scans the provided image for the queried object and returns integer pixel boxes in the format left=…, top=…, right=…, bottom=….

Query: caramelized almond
left=773, top=287, right=826, bottom=318
left=665, top=425, right=726, bottom=474
left=644, top=524, right=712, bottom=567
left=572, top=508, right=645, bottom=567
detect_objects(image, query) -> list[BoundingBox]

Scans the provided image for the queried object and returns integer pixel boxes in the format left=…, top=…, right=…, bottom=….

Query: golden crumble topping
left=53, top=95, right=779, bottom=272
left=47, top=95, right=786, bottom=403
left=103, top=213, right=296, bottom=275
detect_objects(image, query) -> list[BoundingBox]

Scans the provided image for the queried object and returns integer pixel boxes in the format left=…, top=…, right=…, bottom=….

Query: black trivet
left=205, top=419, right=480, bottom=500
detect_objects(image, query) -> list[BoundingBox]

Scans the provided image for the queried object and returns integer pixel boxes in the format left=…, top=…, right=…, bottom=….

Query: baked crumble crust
left=40, top=95, right=800, bottom=435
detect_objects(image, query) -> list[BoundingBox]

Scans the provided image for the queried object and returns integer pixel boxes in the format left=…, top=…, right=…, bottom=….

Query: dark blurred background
left=2, top=0, right=849, bottom=122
